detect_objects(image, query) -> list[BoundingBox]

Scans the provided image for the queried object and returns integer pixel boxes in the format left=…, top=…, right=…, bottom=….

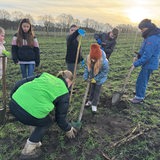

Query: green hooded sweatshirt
left=12, top=72, right=69, bottom=118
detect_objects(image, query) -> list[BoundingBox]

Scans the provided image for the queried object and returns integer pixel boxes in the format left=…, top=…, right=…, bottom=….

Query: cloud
left=0, top=0, right=160, bottom=25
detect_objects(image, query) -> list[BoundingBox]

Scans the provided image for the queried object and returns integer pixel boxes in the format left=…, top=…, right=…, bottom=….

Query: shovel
left=112, top=65, right=134, bottom=105
left=71, top=80, right=90, bottom=129
left=0, top=55, right=7, bottom=125
left=69, top=36, right=82, bottom=103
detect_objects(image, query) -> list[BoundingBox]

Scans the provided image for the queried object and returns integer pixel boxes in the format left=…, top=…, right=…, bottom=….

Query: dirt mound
left=37, top=96, right=132, bottom=160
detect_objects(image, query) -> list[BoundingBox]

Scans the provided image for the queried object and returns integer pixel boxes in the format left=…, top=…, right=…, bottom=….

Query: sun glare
left=126, top=7, right=149, bottom=23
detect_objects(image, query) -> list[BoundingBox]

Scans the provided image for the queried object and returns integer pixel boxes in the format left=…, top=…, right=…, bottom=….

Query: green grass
left=1, top=31, right=160, bottom=160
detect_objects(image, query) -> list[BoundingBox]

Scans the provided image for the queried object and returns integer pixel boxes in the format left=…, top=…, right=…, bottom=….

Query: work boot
left=129, top=97, right=143, bottom=104
left=20, top=139, right=42, bottom=159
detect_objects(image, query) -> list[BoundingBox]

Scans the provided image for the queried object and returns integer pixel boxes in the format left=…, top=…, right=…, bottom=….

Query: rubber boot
left=20, top=139, right=42, bottom=159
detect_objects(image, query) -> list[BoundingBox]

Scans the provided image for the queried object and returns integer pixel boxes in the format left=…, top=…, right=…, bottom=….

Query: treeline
left=0, top=9, right=138, bottom=33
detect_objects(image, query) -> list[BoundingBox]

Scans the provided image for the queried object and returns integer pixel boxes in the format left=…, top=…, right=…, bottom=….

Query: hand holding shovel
left=71, top=79, right=91, bottom=130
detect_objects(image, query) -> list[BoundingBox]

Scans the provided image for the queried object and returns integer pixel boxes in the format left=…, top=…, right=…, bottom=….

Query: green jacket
left=12, top=72, right=69, bottom=118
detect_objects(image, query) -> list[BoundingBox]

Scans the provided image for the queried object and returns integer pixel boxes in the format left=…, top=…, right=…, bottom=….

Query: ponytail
left=57, top=70, right=73, bottom=81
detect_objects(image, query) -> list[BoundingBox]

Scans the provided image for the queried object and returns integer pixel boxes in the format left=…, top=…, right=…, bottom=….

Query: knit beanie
left=138, top=19, right=154, bottom=29
left=90, top=44, right=102, bottom=60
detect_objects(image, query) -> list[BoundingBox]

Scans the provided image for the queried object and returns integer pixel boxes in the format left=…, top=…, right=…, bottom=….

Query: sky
left=0, top=0, right=160, bottom=26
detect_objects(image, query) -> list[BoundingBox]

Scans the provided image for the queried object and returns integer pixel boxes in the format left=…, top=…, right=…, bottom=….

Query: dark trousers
left=88, top=83, right=102, bottom=106
left=9, top=99, right=52, bottom=142
left=66, top=62, right=80, bottom=74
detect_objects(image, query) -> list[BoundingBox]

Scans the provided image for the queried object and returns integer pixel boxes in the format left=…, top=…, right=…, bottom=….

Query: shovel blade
left=112, top=92, right=123, bottom=105
left=71, top=121, right=82, bottom=130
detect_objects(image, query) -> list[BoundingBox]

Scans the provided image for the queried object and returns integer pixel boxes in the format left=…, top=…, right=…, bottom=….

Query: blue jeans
left=136, top=68, right=153, bottom=99
left=20, top=64, right=35, bottom=78
left=9, top=99, right=52, bottom=142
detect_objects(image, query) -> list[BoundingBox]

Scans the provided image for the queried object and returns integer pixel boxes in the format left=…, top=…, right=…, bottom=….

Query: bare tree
left=39, top=15, right=54, bottom=34
left=72, top=18, right=81, bottom=27
left=116, top=24, right=137, bottom=33
left=0, top=9, right=11, bottom=20
left=11, top=11, right=24, bottom=21
left=82, top=18, right=100, bottom=31
left=102, top=23, right=113, bottom=32
left=24, top=14, right=35, bottom=24
left=56, top=14, right=66, bottom=29
left=66, top=14, right=74, bottom=28
left=82, top=18, right=89, bottom=28
left=56, top=13, right=74, bottom=31
left=0, top=9, right=11, bottom=29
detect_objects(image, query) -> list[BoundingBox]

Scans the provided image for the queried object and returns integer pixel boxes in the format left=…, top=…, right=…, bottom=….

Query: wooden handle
left=121, top=66, right=134, bottom=93
left=69, top=36, right=82, bottom=103
left=78, top=81, right=90, bottom=122
left=2, top=56, right=7, bottom=109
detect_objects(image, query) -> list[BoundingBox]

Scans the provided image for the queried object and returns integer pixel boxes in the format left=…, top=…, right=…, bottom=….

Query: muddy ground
left=1, top=94, right=160, bottom=160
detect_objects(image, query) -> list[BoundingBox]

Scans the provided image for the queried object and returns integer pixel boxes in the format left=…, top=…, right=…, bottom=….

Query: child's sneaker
left=91, top=105, right=97, bottom=113
left=85, top=101, right=92, bottom=107
left=129, top=97, right=143, bottom=104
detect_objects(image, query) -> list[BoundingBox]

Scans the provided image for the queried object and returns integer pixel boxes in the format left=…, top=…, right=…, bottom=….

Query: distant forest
left=0, top=9, right=138, bottom=33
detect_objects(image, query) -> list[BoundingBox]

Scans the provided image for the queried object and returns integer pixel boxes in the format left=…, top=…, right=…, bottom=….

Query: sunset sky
left=1, top=0, right=160, bottom=26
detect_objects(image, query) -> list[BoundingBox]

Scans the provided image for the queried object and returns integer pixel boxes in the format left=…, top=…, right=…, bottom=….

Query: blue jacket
left=83, top=50, right=109, bottom=85
left=134, top=31, right=160, bottom=70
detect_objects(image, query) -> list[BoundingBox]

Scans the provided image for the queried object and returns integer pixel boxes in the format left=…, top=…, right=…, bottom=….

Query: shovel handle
left=122, top=65, right=134, bottom=92
left=78, top=81, right=90, bottom=122
left=69, top=36, right=82, bottom=103
left=2, top=56, right=7, bottom=109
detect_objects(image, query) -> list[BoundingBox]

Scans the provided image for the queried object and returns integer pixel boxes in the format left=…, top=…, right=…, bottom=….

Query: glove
left=66, top=127, right=77, bottom=138
left=78, top=29, right=86, bottom=36
left=91, top=78, right=96, bottom=83
left=2, top=50, right=11, bottom=57
left=133, top=57, right=137, bottom=62
left=80, top=59, right=85, bottom=68
left=134, top=51, right=141, bottom=59
left=97, top=38, right=102, bottom=45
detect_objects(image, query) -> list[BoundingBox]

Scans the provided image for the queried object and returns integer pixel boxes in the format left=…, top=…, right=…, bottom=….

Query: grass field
left=0, top=31, right=160, bottom=160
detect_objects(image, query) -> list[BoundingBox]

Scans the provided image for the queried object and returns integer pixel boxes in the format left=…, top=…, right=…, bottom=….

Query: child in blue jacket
left=130, top=19, right=160, bottom=104
left=83, top=43, right=109, bottom=112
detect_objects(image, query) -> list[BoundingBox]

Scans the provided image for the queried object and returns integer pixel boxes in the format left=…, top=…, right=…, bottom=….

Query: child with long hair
left=83, top=43, right=109, bottom=113
left=11, top=18, right=40, bottom=78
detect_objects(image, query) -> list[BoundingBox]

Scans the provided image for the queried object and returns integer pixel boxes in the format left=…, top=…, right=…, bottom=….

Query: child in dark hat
left=130, top=19, right=160, bottom=104
left=138, top=19, right=154, bottom=29
left=83, top=43, right=109, bottom=113
left=94, top=28, right=119, bottom=60
left=111, top=28, right=119, bottom=39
